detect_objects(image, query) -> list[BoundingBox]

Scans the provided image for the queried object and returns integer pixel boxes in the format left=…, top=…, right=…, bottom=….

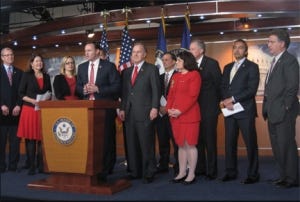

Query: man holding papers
left=156, top=52, right=178, bottom=175
left=220, top=39, right=260, bottom=184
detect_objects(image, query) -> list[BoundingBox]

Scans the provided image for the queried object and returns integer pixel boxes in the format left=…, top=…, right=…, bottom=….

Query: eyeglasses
left=1, top=54, right=14, bottom=57
left=65, top=62, right=75, bottom=65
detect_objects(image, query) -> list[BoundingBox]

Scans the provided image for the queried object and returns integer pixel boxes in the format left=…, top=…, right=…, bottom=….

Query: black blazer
left=0, top=65, right=23, bottom=125
left=221, top=59, right=259, bottom=119
left=262, top=51, right=299, bottom=123
left=198, top=56, right=222, bottom=118
left=121, top=61, right=161, bottom=121
left=76, top=59, right=121, bottom=100
left=19, top=72, right=52, bottom=107
left=53, top=74, right=80, bottom=100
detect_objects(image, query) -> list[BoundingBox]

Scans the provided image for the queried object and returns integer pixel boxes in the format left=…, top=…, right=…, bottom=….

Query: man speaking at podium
left=76, top=42, right=121, bottom=182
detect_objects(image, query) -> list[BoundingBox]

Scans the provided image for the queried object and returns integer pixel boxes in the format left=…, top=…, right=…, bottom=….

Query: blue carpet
left=1, top=156, right=299, bottom=201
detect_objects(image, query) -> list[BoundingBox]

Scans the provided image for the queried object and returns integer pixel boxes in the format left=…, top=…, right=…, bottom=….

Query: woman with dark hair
left=53, top=56, right=79, bottom=100
left=17, top=54, right=52, bottom=175
left=167, top=51, right=201, bottom=185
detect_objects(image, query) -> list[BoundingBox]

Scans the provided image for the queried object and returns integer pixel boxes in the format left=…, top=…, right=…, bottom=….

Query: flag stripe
left=118, top=26, right=133, bottom=72
left=99, top=28, right=109, bottom=60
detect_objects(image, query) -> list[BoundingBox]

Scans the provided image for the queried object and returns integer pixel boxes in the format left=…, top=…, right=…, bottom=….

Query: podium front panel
left=41, top=108, right=88, bottom=174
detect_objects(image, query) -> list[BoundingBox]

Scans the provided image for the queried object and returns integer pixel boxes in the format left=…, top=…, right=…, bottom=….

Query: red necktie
left=7, top=66, right=13, bottom=86
left=131, top=66, right=138, bottom=85
left=89, top=63, right=95, bottom=100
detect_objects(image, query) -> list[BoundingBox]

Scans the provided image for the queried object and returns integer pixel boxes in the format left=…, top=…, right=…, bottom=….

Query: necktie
left=131, top=66, right=138, bottom=86
left=89, top=63, right=95, bottom=100
left=164, top=72, right=169, bottom=95
left=266, top=58, right=276, bottom=83
left=229, top=62, right=238, bottom=83
left=7, top=66, right=13, bottom=86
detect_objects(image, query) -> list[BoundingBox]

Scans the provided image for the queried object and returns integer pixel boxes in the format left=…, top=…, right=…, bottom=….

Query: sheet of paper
left=159, top=96, right=167, bottom=117
left=160, top=96, right=167, bottom=107
left=221, top=102, right=244, bottom=117
left=35, top=91, right=52, bottom=111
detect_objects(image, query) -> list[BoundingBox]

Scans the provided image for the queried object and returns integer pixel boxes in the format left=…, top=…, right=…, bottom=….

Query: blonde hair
left=60, top=56, right=76, bottom=75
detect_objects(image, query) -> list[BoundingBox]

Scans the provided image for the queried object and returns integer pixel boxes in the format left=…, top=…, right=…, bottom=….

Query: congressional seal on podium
left=52, top=118, right=76, bottom=145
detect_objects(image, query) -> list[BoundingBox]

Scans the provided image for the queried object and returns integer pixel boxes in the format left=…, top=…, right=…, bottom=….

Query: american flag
left=118, top=26, right=133, bottom=72
left=99, top=28, right=109, bottom=60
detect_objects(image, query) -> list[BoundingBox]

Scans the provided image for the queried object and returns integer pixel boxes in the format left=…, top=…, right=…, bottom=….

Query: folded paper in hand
left=35, top=91, right=52, bottom=111
left=159, top=96, right=167, bottom=117
left=221, top=102, right=244, bottom=117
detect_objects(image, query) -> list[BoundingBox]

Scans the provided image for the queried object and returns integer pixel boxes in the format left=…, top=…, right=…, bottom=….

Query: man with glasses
left=0, top=47, right=23, bottom=173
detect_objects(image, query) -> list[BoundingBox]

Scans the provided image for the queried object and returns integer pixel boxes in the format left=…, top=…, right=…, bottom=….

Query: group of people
left=0, top=29, right=298, bottom=188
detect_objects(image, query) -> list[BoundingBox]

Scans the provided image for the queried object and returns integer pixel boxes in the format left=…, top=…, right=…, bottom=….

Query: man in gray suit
left=262, top=29, right=299, bottom=188
left=119, top=42, right=161, bottom=184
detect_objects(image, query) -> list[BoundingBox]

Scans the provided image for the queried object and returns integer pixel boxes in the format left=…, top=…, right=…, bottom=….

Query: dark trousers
left=224, top=116, right=259, bottom=178
left=268, top=111, right=299, bottom=184
left=0, top=126, right=20, bottom=170
left=156, top=115, right=178, bottom=170
left=125, top=114, right=156, bottom=178
left=100, top=109, right=117, bottom=178
left=196, top=116, right=218, bottom=177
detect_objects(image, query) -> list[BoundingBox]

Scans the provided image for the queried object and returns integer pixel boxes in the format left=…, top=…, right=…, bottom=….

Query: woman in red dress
left=17, top=54, right=52, bottom=175
left=53, top=56, right=80, bottom=100
left=166, top=51, right=201, bottom=184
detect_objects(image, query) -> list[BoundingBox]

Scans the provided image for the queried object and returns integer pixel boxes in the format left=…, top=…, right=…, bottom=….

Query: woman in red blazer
left=166, top=51, right=201, bottom=185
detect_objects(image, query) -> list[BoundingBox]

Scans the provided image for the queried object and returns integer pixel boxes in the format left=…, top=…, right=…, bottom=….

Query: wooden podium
left=27, top=100, right=131, bottom=195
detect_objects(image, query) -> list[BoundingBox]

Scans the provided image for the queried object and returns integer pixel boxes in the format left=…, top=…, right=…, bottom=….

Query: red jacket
left=166, top=70, right=201, bottom=123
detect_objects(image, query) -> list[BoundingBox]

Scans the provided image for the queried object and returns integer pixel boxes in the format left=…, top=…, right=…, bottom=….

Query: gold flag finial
left=121, top=7, right=132, bottom=26
left=100, top=10, right=110, bottom=29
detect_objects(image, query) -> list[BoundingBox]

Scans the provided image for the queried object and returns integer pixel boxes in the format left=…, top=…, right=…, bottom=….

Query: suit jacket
left=19, top=71, right=52, bottom=107
left=166, top=70, right=201, bottom=123
left=221, top=59, right=259, bottom=119
left=262, top=51, right=299, bottom=124
left=120, top=61, right=161, bottom=121
left=76, top=59, right=121, bottom=100
left=198, top=56, right=222, bottom=118
left=160, top=70, right=177, bottom=100
left=53, top=74, right=80, bottom=100
left=0, top=65, right=23, bottom=125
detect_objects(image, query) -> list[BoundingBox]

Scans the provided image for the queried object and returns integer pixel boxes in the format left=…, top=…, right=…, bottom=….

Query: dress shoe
left=28, top=168, right=36, bottom=175
left=279, top=182, right=299, bottom=189
left=273, top=179, right=286, bottom=186
left=22, top=164, right=30, bottom=169
left=124, top=175, right=140, bottom=180
left=171, top=175, right=187, bottom=183
left=8, top=167, right=17, bottom=172
left=142, top=176, right=154, bottom=184
left=182, top=177, right=197, bottom=185
left=220, top=174, right=237, bottom=182
left=241, top=175, right=260, bottom=184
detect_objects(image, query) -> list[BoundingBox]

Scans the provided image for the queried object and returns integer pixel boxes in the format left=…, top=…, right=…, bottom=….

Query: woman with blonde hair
left=53, top=56, right=80, bottom=100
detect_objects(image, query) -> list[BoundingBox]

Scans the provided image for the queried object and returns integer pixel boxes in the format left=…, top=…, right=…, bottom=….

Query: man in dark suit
left=189, top=39, right=222, bottom=180
left=76, top=42, right=121, bottom=182
left=119, top=42, right=161, bottom=184
left=220, top=39, right=260, bottom=184
left=155, top=52, right=178, bottom=175
left=262, top=29, right=299, bottom=188
left=0, top=47, right=23, bottom=172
